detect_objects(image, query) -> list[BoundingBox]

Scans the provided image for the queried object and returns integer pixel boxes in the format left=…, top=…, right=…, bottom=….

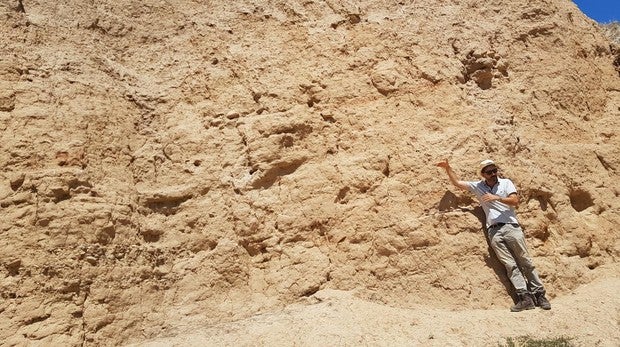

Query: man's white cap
left=480, top=159, right=495, bottom=172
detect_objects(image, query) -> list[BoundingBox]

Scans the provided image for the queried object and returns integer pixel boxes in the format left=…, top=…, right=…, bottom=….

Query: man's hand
left=436, top=158, right=468, bottom=191
left=436, top=159, right=450, bottom=169
left=481, top=193, right=501, bottom=203
left=481, top=193, right=519, bottom=207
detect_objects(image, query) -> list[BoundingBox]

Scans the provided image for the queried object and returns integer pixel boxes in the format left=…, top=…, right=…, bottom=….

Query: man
left=436, top=158, right=551, bottom=312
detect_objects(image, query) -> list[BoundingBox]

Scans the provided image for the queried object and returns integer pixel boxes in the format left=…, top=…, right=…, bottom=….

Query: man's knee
left=504, top=262, right=519, bottom=275
left=519, top=258, right=535, bottom=271
left=490, top=237, right=503, bottom=250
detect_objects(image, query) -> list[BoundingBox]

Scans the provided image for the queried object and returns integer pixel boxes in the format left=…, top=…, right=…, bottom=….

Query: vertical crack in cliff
left=595, top=152, right=615, bottom=172
left=16, top=0, right=25, bottom=13
left=31, top=186, right=40, bottom=226
left=79, top=285, right=90, bottom=347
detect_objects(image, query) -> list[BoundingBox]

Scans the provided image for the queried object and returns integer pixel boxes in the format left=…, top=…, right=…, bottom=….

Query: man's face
left=482, top=165, right=498, bottom=179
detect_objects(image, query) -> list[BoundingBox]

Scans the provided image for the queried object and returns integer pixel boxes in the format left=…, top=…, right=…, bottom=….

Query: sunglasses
left=483, top=168, right=498, bottom=175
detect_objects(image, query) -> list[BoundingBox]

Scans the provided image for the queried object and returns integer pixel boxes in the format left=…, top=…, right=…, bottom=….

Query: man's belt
left=489, top=223, right=520, bottom=229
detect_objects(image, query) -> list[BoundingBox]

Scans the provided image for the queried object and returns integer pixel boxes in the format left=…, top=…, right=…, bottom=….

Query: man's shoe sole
left=510, top=305, right=535, bottom=312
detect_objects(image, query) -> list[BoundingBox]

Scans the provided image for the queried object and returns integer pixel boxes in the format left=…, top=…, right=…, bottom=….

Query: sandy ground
left=130, top=265, right=619, bottom=347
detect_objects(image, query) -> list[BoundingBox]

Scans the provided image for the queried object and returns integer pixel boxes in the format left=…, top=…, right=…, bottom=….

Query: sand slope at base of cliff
left=133, top=265, right=619, bottom=347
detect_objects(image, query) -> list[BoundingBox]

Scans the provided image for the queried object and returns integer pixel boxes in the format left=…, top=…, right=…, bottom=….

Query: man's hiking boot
left=534, top=291, right=551, bottom=310
left=510, top=293, right=535, bottom=312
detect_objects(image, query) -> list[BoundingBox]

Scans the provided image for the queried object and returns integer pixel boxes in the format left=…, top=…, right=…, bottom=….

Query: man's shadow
left=438, top=191, right=516, bottom=302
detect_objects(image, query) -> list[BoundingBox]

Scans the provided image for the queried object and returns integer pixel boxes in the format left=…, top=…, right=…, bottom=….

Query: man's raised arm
left=436, top=159, right=469, bottom=191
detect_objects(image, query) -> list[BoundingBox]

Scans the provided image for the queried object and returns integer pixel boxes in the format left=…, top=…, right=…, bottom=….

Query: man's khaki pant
left=487, top=224, right=545, bottom=294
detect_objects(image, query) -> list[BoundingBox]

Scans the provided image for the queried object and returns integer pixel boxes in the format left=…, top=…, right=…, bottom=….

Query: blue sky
left=572, top=0, right=620, bottom=23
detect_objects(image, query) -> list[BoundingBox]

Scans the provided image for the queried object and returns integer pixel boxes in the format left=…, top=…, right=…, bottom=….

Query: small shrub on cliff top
left=499, top=335, right=575, bottom=347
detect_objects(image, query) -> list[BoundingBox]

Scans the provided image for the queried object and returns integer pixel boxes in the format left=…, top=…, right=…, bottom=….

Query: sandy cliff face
left=1, top=0, right=619, bottom=345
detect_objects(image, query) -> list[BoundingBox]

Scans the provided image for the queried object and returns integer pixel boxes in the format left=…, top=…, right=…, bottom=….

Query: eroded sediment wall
left=1, top=0, right=619, bottom=345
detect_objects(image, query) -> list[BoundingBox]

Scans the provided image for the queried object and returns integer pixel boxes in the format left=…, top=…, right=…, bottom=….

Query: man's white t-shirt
left=465, top=178, right=519, bottom=227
